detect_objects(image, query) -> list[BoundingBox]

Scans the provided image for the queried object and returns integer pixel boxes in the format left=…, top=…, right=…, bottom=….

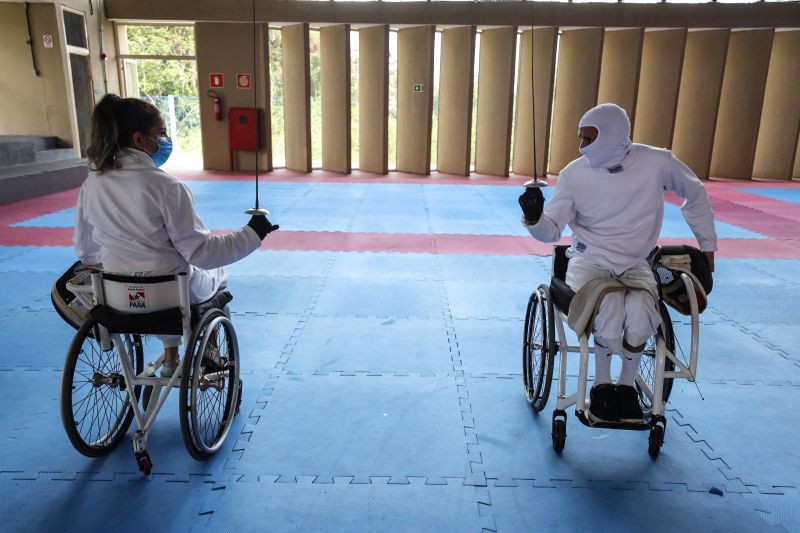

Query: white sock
left=618, top=349, right=642, bottom=386
left=594, top=342, right=613, bottom=385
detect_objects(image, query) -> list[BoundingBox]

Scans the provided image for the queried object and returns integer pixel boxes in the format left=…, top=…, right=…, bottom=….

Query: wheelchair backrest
left=94, top=272, right=189, bottom=314
left=552, top=245, right=570, bottom=282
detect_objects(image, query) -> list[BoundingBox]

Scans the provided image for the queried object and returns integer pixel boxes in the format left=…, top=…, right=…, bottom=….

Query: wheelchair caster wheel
left=136, top=452, right=153, bottom=476
left=552, top=419, right=566, bottom=454
left=648, top=424, right=665, bottom=459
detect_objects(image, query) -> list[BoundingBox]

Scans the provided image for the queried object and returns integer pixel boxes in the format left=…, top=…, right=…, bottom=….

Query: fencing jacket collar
left=578, top=103, right=632, bottom=172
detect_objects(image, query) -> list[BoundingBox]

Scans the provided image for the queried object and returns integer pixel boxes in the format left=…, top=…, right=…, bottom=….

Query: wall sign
left=42, top=35, right=54, bottom=48
left=209, top=73, right=224, bottom=88
left=236, top=73, right=252, bottom=90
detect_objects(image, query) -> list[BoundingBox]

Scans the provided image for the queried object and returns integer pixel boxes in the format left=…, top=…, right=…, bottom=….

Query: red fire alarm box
left=228, top=107, right=259, bottom=170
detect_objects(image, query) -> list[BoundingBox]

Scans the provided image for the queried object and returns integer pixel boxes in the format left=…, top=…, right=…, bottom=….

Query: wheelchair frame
left=524, top=248, right=702, bottom=458
left=60, top=270, right=241, bottom=475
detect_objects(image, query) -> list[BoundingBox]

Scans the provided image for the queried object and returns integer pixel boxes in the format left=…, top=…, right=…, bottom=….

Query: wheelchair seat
left=550, top=245, right=575, bottom=314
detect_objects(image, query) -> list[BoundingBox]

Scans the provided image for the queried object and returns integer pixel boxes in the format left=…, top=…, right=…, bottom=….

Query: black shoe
left=588, top=384, right=617, bottom=422
left=615, top=385, right=644, bottom=422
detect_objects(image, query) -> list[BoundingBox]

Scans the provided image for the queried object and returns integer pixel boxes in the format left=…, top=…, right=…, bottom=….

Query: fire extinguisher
left=207, top=90, right=223, bottom=121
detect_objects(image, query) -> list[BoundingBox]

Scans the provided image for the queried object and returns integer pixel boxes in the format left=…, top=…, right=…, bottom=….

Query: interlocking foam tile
left=223, top=250, right=336, bottom=278
left=327, top=252, right=441, bottom=281
left=742, top=258, right=800, bottom=287
left=708, top=259, right=800, bottom=325
left=314, top=278, right=443, bottom=318
left=0, top=246, right=29, bottom=263
left=11, top=208, right=75, bottom=228
left=671, top=321, right=800, bottom=384
left=1, top=476, right=214, bottom=532
left=741, top=187, right=800, bottom=205
left=453, top=318, right=523, bottom=375
left=444, top=280, right=532, bottom=320
left=438, top=254, right=550, bottom=283
left=225, top=275, right=322, bottom=315
left=487, top=485, right=777, bottom=532
left=349, top=216, right=433, bottom=234
left=234, top=374, right=469, bottom=479
left=0, top=246, right=77, bottom=273
left=231, top=314, right=305, bottom=371
left=662, top=203, right=765, bottom=239
left=465, top=376, right=734, bottom=490
left=742, top=487, right=800, bottom=532
left=0, top=310, right=78, bottom=368
left=429, top=217, right=531, bottom=237
left=738, top=324, right=800, bottom=363
left=0, top=367, right=272, bottom=478
left=198, top=479, right=486, bottom=532
left=284, top=316, right=452, bottom=374
left=0, top=271, right=57, bottom=317
left=671, top=381, right=800, bottom=488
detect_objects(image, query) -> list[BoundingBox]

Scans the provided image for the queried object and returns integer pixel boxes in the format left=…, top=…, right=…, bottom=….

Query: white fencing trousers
left=565, top=255, right=661, bottom=349
left=134, top=265, right=229, bottom=349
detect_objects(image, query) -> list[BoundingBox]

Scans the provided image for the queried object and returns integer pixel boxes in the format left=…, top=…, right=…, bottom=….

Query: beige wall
left=752, top=30, right=800, bottom=180
left=320, top=25, right=351, bottom=173
left=711, top=29, right=774, bottom=179
left=0, top=1, right=120, bottom=152
left=358, top=25, right=389, bottom=174
left=633, top=29, right=686, bottom=149
left=672, top=30, right=729, bottom=180
left=597, top=28, right=643, bottom=131
left=549, top=28, right=603, bottom=174
left=396, top=26, right=434, bottom=175
left=196, top=22, right=271, bottom=171
left=282, top=23, right=311, bottom=172
left=437, top=26, right=475, bottom=176
left=475, top=27, right=517, bottom=177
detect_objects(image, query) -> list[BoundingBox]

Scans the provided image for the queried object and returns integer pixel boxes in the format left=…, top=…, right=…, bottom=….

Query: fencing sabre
left=245, top=0, right=270, bottom=216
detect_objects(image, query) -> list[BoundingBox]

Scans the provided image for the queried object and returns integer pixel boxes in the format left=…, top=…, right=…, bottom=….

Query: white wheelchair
left=523, top=245, right=711, bottom=458
left=53, top=263, right=242, bottom=475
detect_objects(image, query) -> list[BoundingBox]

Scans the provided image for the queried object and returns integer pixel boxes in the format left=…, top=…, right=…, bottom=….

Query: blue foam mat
left=741, top=187, right=800, bottom=205
left=314, top=278, right=443, bottom=318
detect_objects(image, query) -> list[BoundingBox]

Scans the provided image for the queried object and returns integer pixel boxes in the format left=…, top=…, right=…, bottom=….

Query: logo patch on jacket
left=576, top=241, right=587, bottom=253
left=128, top=287, right=147, bottom=309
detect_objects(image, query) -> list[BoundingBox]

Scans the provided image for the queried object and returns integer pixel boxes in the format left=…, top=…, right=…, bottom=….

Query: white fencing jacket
left=74, top=148, right=261, bottom=280
left=527, top=144, right=718, bottom=274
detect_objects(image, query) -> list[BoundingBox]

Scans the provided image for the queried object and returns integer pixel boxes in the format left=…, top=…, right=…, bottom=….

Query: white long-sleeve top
left=527, top=144, right=718, bottom=274
left=74, top=148, right=261, bottom=275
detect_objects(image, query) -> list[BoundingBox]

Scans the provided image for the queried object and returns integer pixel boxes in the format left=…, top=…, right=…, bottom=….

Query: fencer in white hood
left=518, top=103, right=717, bottom=423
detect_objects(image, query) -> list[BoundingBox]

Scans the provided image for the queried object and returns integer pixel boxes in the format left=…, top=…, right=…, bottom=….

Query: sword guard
left=245, top=207, right=270, bottom=216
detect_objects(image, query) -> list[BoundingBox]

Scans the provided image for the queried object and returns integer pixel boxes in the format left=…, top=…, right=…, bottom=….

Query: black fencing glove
left=247, top=215, right=279, bottom=240
left=518, top=187, right=544, bottom=225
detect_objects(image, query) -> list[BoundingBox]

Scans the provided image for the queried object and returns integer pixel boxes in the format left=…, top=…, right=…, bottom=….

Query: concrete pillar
left=320, top=24, right=351, bottom=173
left=753, top=30, right=800, bottom=180
left=358, top=25, right=389, bottom=174
left=549, top=28, right=603, bottom=174
left=475, top=27, right=517, bottom=177
left=396, top=25, right=435, bottom=175
left=597, top=28, right=643, bottom=131
left=512, top=30, right=533, bottom=177
left=437, top=26, right=475, bottom=176
left=282, top=23, right=311, bottom=172
left=633, top=29, right=686, bottom=149
left=711, top=29, right=774, bottom=180
left=672, top=30, right=729, bottom=180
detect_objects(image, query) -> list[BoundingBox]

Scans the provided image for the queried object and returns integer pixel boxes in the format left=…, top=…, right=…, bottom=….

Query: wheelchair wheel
left=636, top=301, right=675, bottom=417
left=179, top=309, right=240, bottom=460
left=523, top=285, right=555, bottom=412
left=60, top=319, right=144, bottom=457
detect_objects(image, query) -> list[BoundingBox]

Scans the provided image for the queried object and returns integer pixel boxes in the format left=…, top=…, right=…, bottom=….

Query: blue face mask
left=146, top=136, right=173, bottom=167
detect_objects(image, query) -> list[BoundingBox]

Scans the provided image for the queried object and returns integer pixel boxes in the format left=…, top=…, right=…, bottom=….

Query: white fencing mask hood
left=578, top=103, right=632, bottom=171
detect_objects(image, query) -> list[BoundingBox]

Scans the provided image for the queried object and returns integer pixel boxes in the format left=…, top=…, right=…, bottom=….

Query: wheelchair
left=523, top=245, right=708, bottom=458
left=56, top=263, right=243, bottom=475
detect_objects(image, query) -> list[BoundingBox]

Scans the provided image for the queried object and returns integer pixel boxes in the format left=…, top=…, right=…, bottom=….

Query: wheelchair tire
left=636, top=301, right=676, bottom=417
left=60, top=319, right=144, bottom=457
left=523, top=285, right=555, bottom=412
left=179, top=309, right=240, bottom=460
left=552, top=419, right=566, bottom=454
